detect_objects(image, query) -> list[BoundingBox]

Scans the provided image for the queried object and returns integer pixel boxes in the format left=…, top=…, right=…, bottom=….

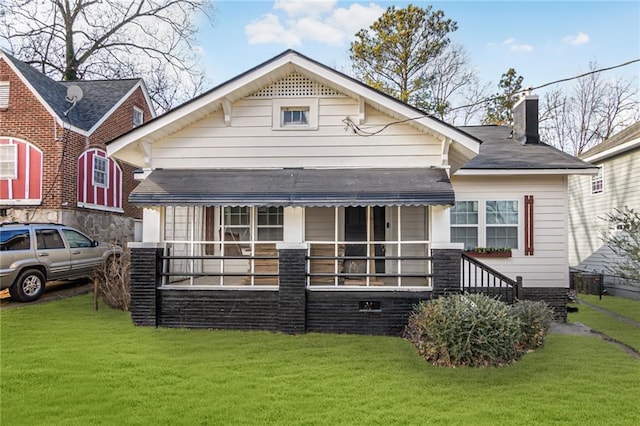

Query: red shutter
left=524, top=195, right=534, bottom=256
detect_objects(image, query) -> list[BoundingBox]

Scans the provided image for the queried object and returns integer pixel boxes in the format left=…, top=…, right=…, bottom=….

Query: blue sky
left=196, top=0, right=640, bottom=94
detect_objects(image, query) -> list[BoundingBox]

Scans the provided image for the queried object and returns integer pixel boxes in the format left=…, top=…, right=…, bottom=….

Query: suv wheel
left=10, top=269, right=46, bottom=302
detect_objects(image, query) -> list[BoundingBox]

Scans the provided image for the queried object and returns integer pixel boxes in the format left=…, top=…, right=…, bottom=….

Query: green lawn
left=569, top=294, right=640, bottom=351
left=1, top=296, right=639, bottom=425
left=577, top=293, right=640, bottom=323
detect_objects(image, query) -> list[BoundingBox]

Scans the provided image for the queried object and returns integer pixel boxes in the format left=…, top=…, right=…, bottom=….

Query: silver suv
left=0, top=223, right=120, bottom=302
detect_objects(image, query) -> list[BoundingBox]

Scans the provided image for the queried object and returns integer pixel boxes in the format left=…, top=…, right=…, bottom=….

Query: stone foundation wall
left=2, top=207, right=136, bottom=244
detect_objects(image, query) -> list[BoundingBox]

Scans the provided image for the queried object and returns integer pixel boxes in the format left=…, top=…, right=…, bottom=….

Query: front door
left=344, top=207, right=385, bottom=273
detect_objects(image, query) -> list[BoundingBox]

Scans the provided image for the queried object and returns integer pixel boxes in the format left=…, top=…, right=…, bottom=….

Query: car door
left=34, top=228, right=71, bottom=279
left=61, top=229, right=104, bottom=276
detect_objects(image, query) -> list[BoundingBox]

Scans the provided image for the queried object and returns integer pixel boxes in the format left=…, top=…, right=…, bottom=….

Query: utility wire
left=344, top=58, right=640, bottom=137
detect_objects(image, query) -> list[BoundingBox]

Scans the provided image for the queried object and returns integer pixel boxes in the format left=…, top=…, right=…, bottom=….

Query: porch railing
left=160, top=241, right=279, bottom=287
left=461, top=252, right=520, bottom=303
left=306, top=241, right=432, bottom=288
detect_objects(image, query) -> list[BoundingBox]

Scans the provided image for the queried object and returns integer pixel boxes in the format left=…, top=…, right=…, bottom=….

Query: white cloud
left=503, top=38, right=533, bottom=52
left=245, top=13, right=301, bottom=46
left=244, top=1, right=384, bottom=47
left=562, top=32, right=590, bottom=46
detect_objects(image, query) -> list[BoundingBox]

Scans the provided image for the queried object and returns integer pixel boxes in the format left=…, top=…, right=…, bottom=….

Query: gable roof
left=107, top=49, right=481, bottom=167
left=1, top=50, right=155, bottom=135
left=580, top=121, right=640, bottom=163
left=456, top=125, right=597, bottom=175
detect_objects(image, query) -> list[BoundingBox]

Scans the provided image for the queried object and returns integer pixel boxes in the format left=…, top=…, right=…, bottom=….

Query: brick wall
left=521, top=287, right=568, bottom=322
left=130, top=246, right=161, bottom=326
left=1, top=58, right=152, bottom=224
left=278, top=249, right=306, bottom=334
left=432, top=249, right=462, bottom=296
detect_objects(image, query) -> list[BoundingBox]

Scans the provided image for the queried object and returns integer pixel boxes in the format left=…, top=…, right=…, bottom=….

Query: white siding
left=452, top=175, right=569, bottom=288
left=568, top=148, right=640, bottom=267
left=150, top=97, right=442, bottom=169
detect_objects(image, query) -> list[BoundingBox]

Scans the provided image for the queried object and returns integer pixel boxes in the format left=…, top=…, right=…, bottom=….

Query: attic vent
left=251, top=73, right=342, bottom=97
left=0, top=82, right=9, bottom=108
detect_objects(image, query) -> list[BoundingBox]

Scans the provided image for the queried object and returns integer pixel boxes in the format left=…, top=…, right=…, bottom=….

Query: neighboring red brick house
left=0, top=49, right=155, bottom=242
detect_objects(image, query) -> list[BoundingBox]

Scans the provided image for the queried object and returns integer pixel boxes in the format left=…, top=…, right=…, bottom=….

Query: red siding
left=0, top=137, right=43, bottom=203
left=77, top=148, right=123, bottom=211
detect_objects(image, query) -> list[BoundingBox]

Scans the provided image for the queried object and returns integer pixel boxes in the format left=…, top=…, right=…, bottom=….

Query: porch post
left=430, top=205, right=463, bottom=296
left=277, top=243, right=307, bottom=334
left=128, top=242, right=163, bottom=326
left=277, top=207, right=307, bottom=334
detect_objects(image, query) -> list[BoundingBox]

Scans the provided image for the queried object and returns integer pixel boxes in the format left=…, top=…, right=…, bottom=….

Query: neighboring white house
left=568, top=122, right=640, bottom=297
left=107, top=50, right=596, bottom=333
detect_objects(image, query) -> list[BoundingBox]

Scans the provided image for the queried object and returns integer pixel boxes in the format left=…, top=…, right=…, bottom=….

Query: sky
left=195, top=0, right=640, bottom=95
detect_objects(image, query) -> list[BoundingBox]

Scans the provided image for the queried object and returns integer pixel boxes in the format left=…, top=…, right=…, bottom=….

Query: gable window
left=93, top=155, right=108, bottom=188
left=0, top=81, right=9, bottom=108
left=282, top=108, right=308, bottom=126
left=0, top=144, right=17, bottom=179
left=486, top=200, right=519, bottom=249
left=272, top=99, right=318, bottom=130
left=450, top=201, right=478, bottom=250
left=591, top=166, right=604, bottom=194
left=133, top=106, right=144, bottom=127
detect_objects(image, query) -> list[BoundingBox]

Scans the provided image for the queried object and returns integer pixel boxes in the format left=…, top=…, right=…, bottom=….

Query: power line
left=344, top=58, right=640, bottom=136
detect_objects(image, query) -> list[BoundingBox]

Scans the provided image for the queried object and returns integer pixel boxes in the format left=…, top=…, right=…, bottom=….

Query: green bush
left=405, top=294, right=522, bottom=367
left=510, top=300, right=554, bottom=351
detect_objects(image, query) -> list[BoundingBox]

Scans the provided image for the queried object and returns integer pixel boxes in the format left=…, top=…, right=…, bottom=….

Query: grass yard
left=1, top=296, right=639, bottom=425
left=569, top=294, right=640, bottom=352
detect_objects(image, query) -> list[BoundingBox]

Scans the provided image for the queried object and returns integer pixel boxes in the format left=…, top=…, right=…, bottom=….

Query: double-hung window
left=0, top=144, right=17, bottom=179
left=133, top=107, right=144, bottom=127
left=450, top=201, right=478, bottom=250
left=257, top=207, right=283, bottom=240
left=485, top=200, right=519, bottom=249
left=93, top=156, right=108, bottom=188
left=451, top=200, right=520, bottom=250
left=591, top=166, right=604, bottom=194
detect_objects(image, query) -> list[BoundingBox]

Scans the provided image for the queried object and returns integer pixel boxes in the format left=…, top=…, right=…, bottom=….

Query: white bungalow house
left=107, top=50, right=596, bottom=334
left=568, top=122, right=640, bottom=298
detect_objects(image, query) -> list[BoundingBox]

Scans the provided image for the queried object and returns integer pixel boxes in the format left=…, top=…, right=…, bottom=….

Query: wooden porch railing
left=461, top=252, right=521, bottom=303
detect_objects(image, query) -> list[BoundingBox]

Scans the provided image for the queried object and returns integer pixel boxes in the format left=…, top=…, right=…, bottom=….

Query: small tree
left=482, top=68, right=524, bottom=125
left=601, top=207, right=640, bottom=282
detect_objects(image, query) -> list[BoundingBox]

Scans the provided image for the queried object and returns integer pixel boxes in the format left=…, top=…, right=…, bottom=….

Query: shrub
left=510, top=300, right=554, bottom=351
left=405, top=294, right=522, bottom=367
left=92, top=247, right=131, bottom=311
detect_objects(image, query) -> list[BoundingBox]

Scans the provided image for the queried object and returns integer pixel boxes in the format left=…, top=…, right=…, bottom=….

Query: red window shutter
left=524, top=195, right=534, bottom=255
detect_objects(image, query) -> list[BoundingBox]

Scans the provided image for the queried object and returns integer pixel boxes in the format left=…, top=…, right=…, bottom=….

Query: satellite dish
left=66, top=85, right=83, bottom=103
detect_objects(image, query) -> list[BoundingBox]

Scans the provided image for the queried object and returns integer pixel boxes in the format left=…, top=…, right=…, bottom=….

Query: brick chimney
left=513, top=94, right=539, bottom=144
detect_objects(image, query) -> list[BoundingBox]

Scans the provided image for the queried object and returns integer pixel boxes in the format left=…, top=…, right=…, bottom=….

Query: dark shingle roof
left=579, top=121, right=640, bottom=160
left=458, top=125, right=595, bottom=170
left=2, top=50, right=140, bottom=131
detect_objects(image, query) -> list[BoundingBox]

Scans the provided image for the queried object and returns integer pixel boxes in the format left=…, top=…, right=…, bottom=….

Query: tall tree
left=349, top=4, right=457, bottom=108
left=0, top=0, right=215, bottom=112
left=539, top=63, right=640, bottom=155
left=482, top=68, right=524, bottom=125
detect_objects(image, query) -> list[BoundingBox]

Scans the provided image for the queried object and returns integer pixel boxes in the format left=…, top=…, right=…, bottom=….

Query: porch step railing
left=461, top=252, right=521, bottom=303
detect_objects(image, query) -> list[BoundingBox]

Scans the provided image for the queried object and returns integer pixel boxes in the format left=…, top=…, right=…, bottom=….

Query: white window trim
left=92, top=155, right=109, bottom=188
left=591, top=166, right=604, bottom=195
left=485, top=200, right=520, bottom=250
left=453, top=199, right=521, bottom=252
left=256, top=207, right=284, bottom=240
left=450, top=200, right=479, bottom=250
left=133, top=106, right=144, bottom=128
left=0, top=143, right=18, bottom=180
left=222, top=207, right=284, bottom=242
left=272, top=98, right=318, bottom=130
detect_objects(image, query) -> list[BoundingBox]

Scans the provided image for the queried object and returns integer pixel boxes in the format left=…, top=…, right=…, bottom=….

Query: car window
left=0, top=229, right=31, bottom=251
left=36, top=229, right=66, bottom=250
left=62, top=229, right=93, bottom=248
